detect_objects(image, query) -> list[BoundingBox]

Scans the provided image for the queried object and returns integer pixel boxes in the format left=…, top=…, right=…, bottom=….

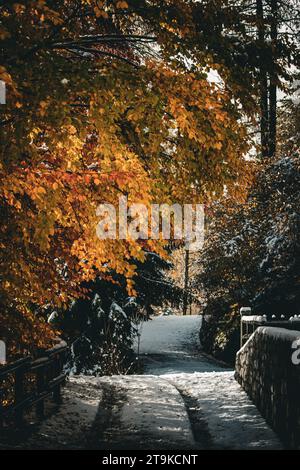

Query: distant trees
left=190, top=0, right=300, bottom=157
left=250, top=0, right=300, bottom=157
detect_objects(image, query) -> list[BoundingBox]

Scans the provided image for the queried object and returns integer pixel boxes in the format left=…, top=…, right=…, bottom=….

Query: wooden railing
left=0, top=342, right=68, bottom=428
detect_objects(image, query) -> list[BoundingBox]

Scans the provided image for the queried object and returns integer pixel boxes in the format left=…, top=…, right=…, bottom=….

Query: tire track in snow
left=174, top=385, right=214, bottom=449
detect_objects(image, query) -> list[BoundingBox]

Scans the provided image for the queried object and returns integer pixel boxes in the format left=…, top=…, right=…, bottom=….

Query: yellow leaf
left=37, top=186, right=46, bottom=195
left=116, top=1, right=128, bottom=8
left=94, top=6, right=108, bottom=18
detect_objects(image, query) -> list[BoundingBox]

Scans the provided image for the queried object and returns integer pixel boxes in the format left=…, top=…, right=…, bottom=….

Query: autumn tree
left=0, top=1, right=252, bottom=356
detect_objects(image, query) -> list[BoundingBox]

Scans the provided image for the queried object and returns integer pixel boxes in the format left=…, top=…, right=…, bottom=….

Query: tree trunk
left=269, top=0, right=278, bottom=157
left=182, top=249, right=190, bottom=316
left=256, top=0, right=269, bottom=157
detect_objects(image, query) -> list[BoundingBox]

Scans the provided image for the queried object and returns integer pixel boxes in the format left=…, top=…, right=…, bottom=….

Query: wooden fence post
left=0, top=343, right=67, bottom=428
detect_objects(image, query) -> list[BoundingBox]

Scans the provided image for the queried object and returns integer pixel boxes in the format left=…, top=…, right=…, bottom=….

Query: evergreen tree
left=49, top=250, right=182, bottom=374
left=196, top=152, right=300, bottom=363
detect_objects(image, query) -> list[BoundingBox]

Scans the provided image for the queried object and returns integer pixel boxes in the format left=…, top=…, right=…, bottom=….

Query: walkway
left=1, top=315, right=282, bottom=450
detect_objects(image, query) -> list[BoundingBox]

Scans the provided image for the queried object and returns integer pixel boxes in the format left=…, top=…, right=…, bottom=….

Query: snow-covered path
left=3, top=315, right=282, bottom=450
left=137, top=314, right=226, bottom=374
left=131, top=315, right=282, bottom=449
left=88, top=315, right=281, bottom=450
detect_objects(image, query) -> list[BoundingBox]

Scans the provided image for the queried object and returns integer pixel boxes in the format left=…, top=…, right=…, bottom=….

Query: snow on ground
left=1, top=315, right=283, bottom=450
left=136, top=314, right=202, bottom=355
left=0, top=376, right=101, bottom=450
left=166, top=372, right=281, bottom=449
left=137, top=315, right=282, bottom=449
left=136, top=314, right=226, bottom=375
left=96, top=375, right=196, bottom=450
left=88, top=315, right=281, bottom=449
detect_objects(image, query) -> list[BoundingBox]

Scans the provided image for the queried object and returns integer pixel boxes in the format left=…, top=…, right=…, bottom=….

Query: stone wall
left=235, top=326, right=300, bottom=448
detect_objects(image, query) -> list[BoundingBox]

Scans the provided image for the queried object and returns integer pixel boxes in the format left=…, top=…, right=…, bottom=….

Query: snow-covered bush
left=197, top=153, right=300, bottom=363
left=50, top=293, right=139, bottom=376
left=48, top=251, right=182, bottom=374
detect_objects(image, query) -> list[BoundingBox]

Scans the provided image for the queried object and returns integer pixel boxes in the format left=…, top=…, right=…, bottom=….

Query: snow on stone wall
left=235, top=326, right=300, bottom=449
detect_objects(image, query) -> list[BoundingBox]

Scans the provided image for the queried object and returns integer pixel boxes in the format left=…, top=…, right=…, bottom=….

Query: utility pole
left=182, top=248, right=190, bottom=316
